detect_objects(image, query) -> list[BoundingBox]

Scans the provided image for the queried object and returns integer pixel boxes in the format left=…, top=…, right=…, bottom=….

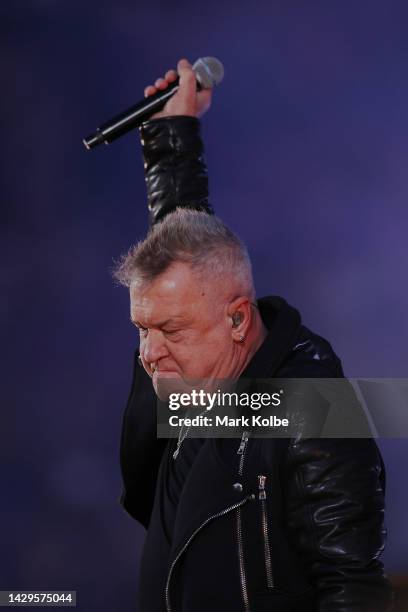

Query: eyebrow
left=130, top=317, right=186, bottom=328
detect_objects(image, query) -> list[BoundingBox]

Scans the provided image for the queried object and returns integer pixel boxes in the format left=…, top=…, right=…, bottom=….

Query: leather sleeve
left=278, top=336, right=393, bottom=610
left=139, top=116, right=213, bottom=225
left=284, top=437, right=393, bottom=611
left=119, top=351, right=167, bottom=528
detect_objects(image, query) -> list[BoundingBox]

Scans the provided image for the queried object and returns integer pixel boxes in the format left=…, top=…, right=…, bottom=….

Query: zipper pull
left=237, top=430, right=250, bottom=455
left=258, top=474, right=267, bottom=500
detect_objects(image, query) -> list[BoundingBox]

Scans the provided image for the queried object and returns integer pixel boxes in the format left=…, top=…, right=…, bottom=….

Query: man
left=116, top=59, right=393, bottom=611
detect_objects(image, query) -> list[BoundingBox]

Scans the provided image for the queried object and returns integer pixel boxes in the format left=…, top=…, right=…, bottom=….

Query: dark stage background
left=2, top=2, right=408, bottom=610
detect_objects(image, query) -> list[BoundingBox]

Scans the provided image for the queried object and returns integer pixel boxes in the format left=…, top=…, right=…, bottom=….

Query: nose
left=141, top=329, right=168, bottom=370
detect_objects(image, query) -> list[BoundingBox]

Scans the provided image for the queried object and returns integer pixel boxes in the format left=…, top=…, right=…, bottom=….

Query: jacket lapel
left=170, top=438, right=251, bottom=559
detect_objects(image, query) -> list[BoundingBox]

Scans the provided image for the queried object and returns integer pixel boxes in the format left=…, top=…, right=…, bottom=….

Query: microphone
left=83, top=57, right=224, bottom=150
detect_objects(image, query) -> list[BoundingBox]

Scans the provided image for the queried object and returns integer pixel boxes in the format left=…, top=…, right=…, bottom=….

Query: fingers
left=143, top=58, right=204, bottom=118
left=144, top=85, right=156, bottom=97
left=144, top=68, right=178, bottom=97
left=165, top=69, right=178, bottom=82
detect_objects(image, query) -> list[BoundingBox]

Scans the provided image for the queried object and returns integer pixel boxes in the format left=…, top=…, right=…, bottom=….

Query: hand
left=144, top=58, right=212, bottom=119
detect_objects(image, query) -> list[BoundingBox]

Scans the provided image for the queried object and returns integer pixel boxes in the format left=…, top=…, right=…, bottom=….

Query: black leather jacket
left=120, top=116, right=393, bottom=611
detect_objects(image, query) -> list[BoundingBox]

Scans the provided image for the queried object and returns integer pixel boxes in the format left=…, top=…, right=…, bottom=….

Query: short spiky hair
left=113, top=208, right=254, bottom=298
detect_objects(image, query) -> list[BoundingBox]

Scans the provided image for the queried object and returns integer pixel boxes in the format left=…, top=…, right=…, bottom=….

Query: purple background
left=2, top=1, right=407, bottom=610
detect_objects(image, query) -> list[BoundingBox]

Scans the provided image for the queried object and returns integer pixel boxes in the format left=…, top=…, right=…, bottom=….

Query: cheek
left=192, top=335, right=231, bottom=369
left=167, top=347, right=188, bottom=367
left=205, top=328, right=231, bottom=352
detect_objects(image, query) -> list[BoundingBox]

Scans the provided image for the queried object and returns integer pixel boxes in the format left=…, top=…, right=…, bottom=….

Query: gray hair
left=113, top=208, right=255, bottom=298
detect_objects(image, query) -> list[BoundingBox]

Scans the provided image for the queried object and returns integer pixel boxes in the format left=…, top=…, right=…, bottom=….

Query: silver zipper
left=165, top=494, right=255, bottom=612
left=237, top=430, right=251, bottom=476
left=258, top=475, right=274, bottom=588
left=236, top=505, right=251, bottom=612
left=236, top=431, right=252, bottom=610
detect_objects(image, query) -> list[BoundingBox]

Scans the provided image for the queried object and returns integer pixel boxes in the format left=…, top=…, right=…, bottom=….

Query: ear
left=226, top=296, right=252, bottom=342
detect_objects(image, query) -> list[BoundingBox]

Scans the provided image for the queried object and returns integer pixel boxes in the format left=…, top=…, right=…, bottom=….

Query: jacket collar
left=241, top=296, right=302, bottom=379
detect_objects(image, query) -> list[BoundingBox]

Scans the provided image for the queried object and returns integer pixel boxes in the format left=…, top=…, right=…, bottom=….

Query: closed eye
left=163, top=329, right=182, bottom=339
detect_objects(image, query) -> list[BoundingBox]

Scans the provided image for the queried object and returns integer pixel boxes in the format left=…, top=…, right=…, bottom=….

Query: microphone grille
left=193, top=57, right=224, bottom=89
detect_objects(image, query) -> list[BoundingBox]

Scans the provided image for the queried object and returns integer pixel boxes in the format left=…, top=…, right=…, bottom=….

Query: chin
left=153, top=371, right=185, bottom=401
left=153, top=372, right=212, bottom=401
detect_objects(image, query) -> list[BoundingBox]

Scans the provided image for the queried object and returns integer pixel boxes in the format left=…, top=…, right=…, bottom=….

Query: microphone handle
left=84, top=78, right=181, bottom=149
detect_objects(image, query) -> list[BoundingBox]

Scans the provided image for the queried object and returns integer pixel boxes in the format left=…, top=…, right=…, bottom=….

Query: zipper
left=165, top=494, right=255, bottom=612
left=258, top=475, right=274, bottom=588
left=236, top=504, right=250, bottom=611
left=236, top=430, right=251, bottom=610
left=237, top=430, right=251, bottom=476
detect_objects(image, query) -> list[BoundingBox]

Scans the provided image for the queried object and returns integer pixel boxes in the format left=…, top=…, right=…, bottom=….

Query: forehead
left=130, top=263, right=213, bottom=324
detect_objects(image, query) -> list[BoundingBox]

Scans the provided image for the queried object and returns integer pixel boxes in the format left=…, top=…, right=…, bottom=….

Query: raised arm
left=140, top=59, right=214, bottom=225
left=119, top=60, right=215, bottom=526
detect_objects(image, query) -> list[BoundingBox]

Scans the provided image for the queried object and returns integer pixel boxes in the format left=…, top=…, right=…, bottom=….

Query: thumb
left=177, top=58, right=197, bottom=110
left=196, top=88, right=212, bottom=117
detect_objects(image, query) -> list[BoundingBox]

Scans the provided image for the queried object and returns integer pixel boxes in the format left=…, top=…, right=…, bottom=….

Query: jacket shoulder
left=280, top=325, right=344, bottom=378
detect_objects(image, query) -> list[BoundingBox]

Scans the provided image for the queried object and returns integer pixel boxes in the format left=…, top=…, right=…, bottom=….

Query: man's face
left=130, top=262, right=235, bottom=397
